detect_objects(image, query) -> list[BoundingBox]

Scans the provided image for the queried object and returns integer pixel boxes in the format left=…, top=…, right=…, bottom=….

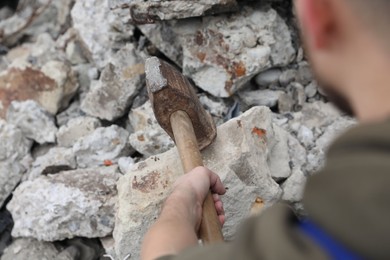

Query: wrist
left=161, top=190, right=202, bottom=231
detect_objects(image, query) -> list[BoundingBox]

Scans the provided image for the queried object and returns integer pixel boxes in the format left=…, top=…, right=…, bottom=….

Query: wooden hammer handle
left=170, top=110, right=224, bottom=243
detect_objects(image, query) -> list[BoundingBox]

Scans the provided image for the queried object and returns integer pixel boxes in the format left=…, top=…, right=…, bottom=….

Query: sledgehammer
left=145, top=57, right=223, bottom=243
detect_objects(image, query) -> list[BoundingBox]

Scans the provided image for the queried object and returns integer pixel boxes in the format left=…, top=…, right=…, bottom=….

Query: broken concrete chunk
left=8, top=166, right=120, bottom=241
left=0, top=0, right=75, bottom=47
left=114, top=106, right=285, bottom=259
left=0, top=60, right=78, bottom=118
left=128, top=101, right=174, bottom=157
left=81, top=44, right=145, bottom=121
left=125, top=0, right=238, bottom=23
left=57, top=117, right=102, bottom=147
left=71, top=0, right=134, bottom=68
left=0, top=120, right=32, bottom=162
left=6, top=100, right=58, bottom=144
left=28, top=147, right=77, bottom=180
left=1, top=238, right=60, bottom=260
left=73, top=125, right=131, bottom=168
left=0, top=161, right=25, bottom=208
left=182, top=5, right=295, bottom=97
left=118, top=157, right=135, bottom=175
left=281, top=169, right=307, bottom=203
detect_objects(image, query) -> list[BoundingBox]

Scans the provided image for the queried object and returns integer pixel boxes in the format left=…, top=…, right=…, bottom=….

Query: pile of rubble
left=0, top=0, right=355, bottom=259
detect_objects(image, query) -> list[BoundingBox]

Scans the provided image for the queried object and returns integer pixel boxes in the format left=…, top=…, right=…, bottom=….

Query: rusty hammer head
left=145, top=57, right=216, bottom=150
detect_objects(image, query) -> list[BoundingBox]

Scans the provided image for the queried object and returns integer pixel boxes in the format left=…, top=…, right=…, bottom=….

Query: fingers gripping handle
left=170, top=110, right=224, bottom=243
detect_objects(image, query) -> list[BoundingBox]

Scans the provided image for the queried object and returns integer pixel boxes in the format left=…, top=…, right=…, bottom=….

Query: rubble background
left=0, top=0, right=355, bottom=259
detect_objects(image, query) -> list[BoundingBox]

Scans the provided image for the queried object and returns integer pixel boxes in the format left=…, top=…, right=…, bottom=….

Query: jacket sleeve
left=156, top=204, right=327, bottom=260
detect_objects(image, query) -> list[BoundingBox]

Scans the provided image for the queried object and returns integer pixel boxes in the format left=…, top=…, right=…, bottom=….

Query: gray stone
left=1, top=238, right=59, bottom=260
left=281, top=169, right=306, bottom=203
left=239, top=89, right=283, bottom=108
left=254, top=68, right=282, bottom=87
left=291, top=82, right=306, bottom=111
left=297, top=62, right=313, bottom=85
left=57, top=117, right=102, bottom=147
left=305, top=81, right=318, bottom=98
left=121, top=0, right=238, bottom=23
left=297, top=125, right=315, bottom=148
left=278, top=92, right=294, bottom=113
left=56, top=100, right=84, bottom=127
left=71, top=0, right=134, bottom=68
left=28, top=147, right=77, bottom=180
left=198, top=94, right=228, bottom=125
left=0, top=120, right=31, bottom=162
left=7, top=100, right=58, bottom=144
left=81, top=44, right=145, bottom=121
left=279, top=69, right=298, bottom=87
left=73, top=125, right=131, bottom=168
left=128, top=101, right=174, bottom=157
left=0, top=0, right=75, bottom=47
left=0, top=161, right=25, bottom=208
left=8, top=166, right=121, bottom=241
left=114, top=107, right=287, bottom=259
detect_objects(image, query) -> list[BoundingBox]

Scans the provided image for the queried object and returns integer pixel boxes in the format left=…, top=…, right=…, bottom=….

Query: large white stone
left=8, top=166, right=120, bottom=241
left=81, top=44, right=145, bottom=121
left=73, top=125, right=131, bottom=168
left=71, top=0, right=134, bottom=68
left=114, top=106, right=294, bottom=259
left=6, top=100, right=58, bottom=144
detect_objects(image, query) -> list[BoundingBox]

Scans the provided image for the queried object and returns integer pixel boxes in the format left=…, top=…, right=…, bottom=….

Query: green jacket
left=159, top=119, right=390, bottom=259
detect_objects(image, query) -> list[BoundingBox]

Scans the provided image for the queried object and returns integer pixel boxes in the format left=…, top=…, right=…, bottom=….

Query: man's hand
left=141, top=167, right=226, bottom=260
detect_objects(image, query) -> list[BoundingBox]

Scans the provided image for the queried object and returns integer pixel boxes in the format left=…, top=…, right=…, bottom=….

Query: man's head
left=294, top=0, right=390, bottom=121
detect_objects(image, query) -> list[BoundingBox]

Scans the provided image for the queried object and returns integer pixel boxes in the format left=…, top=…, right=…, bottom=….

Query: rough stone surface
left=281, top=169, right=306, bottom=203
left=71, top=0, right=134, bottom=68
left=81, top=44, right=145, bottom=121
left=0, top=120, right=32, bottom=207
left=182, top=5, right=295, bottom=97
left=255, top=68, right=282, bottom=87
left=0, top=120, right=31, bottom=162
left=113, top=106, right=298, bottom=259
left=239, top=89, right=283, bottom=108
left=0, top=59, right=78, bottom=118
left=73, top=125, right=131, bottom=168
left=0, top=0, right=75, bottom=47
left=139, top=3, right=295, bottom=97
left=128, top=101, right=174, bottom=157
left=1, top=238, right=59, bottom=260
left=124, top=0, right=238, bottom=23
left=118, top=157, right=135, bottom=175
left=57, top=117, right=102, bottom=147
left=198, top=94, right=228, bottom=125
left=6, top=100, right=58, bottom=144
left=0, top=161, right=25, bottom=208
left=28, top=147, right=77, bottom=180
left=8, top=166, right=121, bottom=241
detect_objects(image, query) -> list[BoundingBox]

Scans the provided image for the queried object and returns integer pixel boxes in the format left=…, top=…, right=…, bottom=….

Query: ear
left=296, top=0, right=336, bottom=49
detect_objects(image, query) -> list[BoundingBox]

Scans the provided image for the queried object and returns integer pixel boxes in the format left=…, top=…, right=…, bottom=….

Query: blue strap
left=299, top=219, right=362, bottom=260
